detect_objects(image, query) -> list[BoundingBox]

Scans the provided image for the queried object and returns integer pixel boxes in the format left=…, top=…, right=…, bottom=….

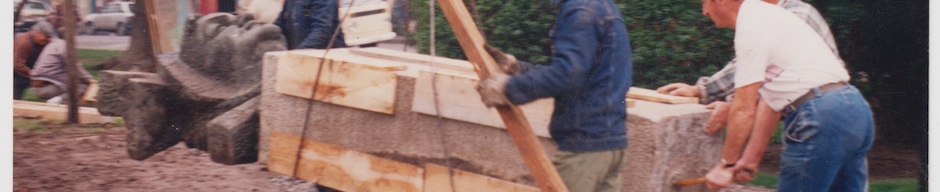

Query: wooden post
left=435, top=0, right=569, bottom=191
left=63, top=0, right=80, bottom=124
left=143, top=0, right=165, bottom=55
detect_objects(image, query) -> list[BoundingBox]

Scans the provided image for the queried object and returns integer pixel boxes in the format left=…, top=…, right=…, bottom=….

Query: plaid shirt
left=696, top=0, right=843, bottom=104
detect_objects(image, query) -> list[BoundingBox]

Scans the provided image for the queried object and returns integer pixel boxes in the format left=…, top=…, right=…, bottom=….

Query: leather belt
left=782, top=82, right=849, bottom=116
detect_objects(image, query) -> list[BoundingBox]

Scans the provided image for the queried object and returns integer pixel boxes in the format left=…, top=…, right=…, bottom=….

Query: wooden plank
left=82, top=80, right=99, bottom=102
left=626, top=87, right=699, bottom=104
left=424, top=164, right=540, bottom=192
left=274, top=53, right=400, bottom=114
left=13, top=100, right=120, bottom=124
left=268, top=131, right=424, bottom=192
left=268, top=131, right=303, bottom=176
left=412, top=71, right=636, bottom=138
left=413, top=71, right=553, bottom=138
left=349, top=47, right=475, bottom=73
left=436, top=0, right=568, bottom=191
left=144, top=0, right=175, bottom=54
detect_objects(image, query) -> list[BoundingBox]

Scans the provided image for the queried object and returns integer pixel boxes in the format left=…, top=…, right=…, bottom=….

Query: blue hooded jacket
left=275, top=0, right=347, bottom=49
left=504, top=0, right=633, bottom=152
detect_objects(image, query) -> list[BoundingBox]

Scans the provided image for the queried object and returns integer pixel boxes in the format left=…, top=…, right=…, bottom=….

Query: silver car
left=82, top=1, right=135, bottom=35
left=13, top=0, right=53, bottom=33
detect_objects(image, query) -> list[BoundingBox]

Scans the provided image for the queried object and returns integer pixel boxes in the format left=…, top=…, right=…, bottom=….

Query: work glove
left=483, top=44, right=521, bottom=75
left=476, top=72, right=511, bottom=107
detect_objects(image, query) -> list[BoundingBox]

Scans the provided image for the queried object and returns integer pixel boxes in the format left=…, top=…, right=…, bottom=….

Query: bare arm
left=733, top=98, right=780, bottom=181
left=720, top=82, right=761, bottom=163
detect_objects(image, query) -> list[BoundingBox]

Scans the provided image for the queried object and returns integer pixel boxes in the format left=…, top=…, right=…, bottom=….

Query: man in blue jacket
left=478, top=0, right=633, bottom=190
left=274, top=0, right=346, bottom=49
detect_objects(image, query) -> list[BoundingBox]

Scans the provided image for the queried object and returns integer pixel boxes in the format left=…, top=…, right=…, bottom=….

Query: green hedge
left=408, top=0, right=880, bottom=88
left=409, top=0, right=736, bottom=88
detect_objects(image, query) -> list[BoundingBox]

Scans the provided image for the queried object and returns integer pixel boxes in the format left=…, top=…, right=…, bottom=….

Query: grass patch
left=748, top=172, right=778, bottom=189
left=13, top=118, right=48, bottom=131
left=747, top=173, right=918, bottom=192
left=77, top=49, right=124, bottom=78
left=869, top=179, right=919, bottom=192
left=80, top=128, right=109, bottom=134
left=21, top=89, right=42, bottom=102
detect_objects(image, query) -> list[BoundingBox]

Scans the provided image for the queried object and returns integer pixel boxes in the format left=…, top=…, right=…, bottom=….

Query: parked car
left=13, top=0, right=54, bottom=33
left=82, top=1, right=135, bottom=35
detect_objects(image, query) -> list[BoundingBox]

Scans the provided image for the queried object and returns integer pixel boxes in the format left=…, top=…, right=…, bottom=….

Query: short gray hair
left=32, top=21, right=58, bottom=38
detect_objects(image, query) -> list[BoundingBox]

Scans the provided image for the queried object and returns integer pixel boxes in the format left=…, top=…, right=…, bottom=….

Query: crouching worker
left=30, top=38, right=94, bottom=104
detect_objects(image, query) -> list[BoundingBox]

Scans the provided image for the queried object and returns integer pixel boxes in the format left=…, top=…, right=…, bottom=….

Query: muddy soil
left=12, top=120, right=317, bottom=192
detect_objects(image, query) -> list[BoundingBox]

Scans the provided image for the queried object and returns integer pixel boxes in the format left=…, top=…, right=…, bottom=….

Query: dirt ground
left=759, top=140, right=921, bottom=180
left=12, top=120, right=319, bottom=192
left=12, top=119, right=919, bottom=191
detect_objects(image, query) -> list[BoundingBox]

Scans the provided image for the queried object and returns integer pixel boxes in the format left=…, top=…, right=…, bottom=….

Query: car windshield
left=27, top=2, right=45, bottom=10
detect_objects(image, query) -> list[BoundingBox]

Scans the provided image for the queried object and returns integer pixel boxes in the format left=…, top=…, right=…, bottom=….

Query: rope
left=292, top=0, right=358, bottom=177
left=429, top=0, right=458, bottom=191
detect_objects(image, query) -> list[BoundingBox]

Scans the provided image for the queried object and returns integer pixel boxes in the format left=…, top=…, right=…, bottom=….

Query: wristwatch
left=721, top=159, right=735, bottom=168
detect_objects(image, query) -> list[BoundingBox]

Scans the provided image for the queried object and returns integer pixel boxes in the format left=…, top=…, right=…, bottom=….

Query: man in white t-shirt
left=698, top=0, right=874, bottom=191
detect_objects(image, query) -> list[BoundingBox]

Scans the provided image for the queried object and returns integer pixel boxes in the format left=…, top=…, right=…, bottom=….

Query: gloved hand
left=476, top=72, right=511, bottom=107
left=483, top=44, right=521, bottom=74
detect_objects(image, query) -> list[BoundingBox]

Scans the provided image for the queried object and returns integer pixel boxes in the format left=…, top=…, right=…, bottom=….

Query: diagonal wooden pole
left=435, top=0, right=569, bottom=191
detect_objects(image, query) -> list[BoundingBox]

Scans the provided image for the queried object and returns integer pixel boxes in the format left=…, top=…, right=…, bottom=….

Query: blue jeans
left=778, top=85, right=874, bottom=192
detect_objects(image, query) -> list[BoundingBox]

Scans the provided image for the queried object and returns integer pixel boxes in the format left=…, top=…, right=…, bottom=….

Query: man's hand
left=476, top=72, right=511, bottom=107
left=705, top=101, right=731, bottom=135
left=705, top=164, right=735, bottom=190
left=483, top=44, right=521, bottom=74
left=656, top=83, right=701, bottom=98
left=732, top=160, right=759, bottom=183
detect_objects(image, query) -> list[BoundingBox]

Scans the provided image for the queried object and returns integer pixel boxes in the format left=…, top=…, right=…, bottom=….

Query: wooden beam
left=268, top=131, right=424, bottom=192
left=274, top=52, right=401, bottom=114
left=82, top=80, right=99, bottom=102
left=412, top=71, right=554, bottom=138
left=435, top=0, right=568, bottom=191
left=349, top=47, right=475, bottom=73
left=424, top=164, right=540, bottom=192
left=13, top=100, right=120, bottom=124
left=143, top=0, right=174, bottom=55
left=626, top=87, right=699, bottom=104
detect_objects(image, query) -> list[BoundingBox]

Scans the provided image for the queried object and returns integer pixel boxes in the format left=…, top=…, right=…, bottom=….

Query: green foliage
left=409, top=0, right=734, bottom=88
left=747, top=172, right=778, bottom=189
left=76, top=49, right=123, bottom=78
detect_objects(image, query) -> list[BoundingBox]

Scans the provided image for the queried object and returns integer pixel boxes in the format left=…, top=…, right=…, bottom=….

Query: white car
left=13, top=0, right=53, bottom=33
left=82, top=2, right=135, bottom=35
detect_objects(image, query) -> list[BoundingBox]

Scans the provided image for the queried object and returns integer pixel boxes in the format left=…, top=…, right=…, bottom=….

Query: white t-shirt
left=734, top=0, right=849, bottom=112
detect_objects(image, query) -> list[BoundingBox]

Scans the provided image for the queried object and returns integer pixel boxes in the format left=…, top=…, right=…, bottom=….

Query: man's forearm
left=720, top=82, right=761, bottom=163
left=738, top=99, right=780, bottom=165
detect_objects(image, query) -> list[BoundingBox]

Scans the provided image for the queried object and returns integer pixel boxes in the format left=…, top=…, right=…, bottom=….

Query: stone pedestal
left=259, top=50, right=722, bottom=191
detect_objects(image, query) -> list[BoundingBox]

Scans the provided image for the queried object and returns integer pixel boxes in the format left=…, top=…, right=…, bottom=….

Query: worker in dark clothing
left=477, top=0, right=633, bottom=190
left=13, top=21, right=58, bottom=100
left=274, top=0, right=346, bottom=49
